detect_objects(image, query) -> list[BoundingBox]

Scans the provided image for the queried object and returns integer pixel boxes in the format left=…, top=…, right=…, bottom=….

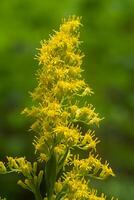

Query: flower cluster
left=0, top=197, right=6, bottom=200
left=0, top=16, right=117, bottom=200
left=0, top=157, right=43, bottom=196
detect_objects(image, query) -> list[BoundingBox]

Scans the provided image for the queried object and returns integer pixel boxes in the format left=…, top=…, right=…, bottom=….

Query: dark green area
left=0, top=0, right=134, bottom=199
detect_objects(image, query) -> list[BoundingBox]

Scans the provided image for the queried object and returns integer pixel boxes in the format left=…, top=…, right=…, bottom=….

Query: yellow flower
left=0, top=16, right=117, bottom=200
left=0, top=162, right=6, bottom=173
left=54, top=125, right=80, bottom=145
left=81, top=131, right=99, bottom=150
left=21, top=16, right=117, bottom=199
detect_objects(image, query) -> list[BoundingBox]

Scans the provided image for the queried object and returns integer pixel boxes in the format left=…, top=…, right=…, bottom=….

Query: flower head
left=21, top=16, right=117, bottom=200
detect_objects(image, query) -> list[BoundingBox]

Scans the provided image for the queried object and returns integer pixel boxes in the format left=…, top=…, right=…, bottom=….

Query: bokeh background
left=0, top=0, right=134, bottom=199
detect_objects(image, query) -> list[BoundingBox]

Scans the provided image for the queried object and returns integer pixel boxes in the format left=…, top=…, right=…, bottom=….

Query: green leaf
left=45, top=152, right=57, bottom=200
left=57, top=148, right=69, bottom=178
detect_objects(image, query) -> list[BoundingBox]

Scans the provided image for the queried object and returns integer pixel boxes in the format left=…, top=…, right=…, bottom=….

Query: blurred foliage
left=0, top=0, right=134, bottom=199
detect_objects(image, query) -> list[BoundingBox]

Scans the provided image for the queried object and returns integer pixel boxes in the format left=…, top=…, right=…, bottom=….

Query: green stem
left=34, top=189, right=42, bottom=200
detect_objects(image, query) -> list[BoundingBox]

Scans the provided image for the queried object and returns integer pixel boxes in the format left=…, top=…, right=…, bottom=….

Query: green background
left=0, top=0, right=134, bottom=199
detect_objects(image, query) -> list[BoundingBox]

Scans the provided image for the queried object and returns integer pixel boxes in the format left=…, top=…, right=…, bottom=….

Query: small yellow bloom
left=0, top=162, right=6, bottom=173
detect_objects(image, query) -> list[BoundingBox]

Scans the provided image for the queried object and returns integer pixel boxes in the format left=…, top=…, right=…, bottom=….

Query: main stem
left=34, top=189, right=43, bottom=200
